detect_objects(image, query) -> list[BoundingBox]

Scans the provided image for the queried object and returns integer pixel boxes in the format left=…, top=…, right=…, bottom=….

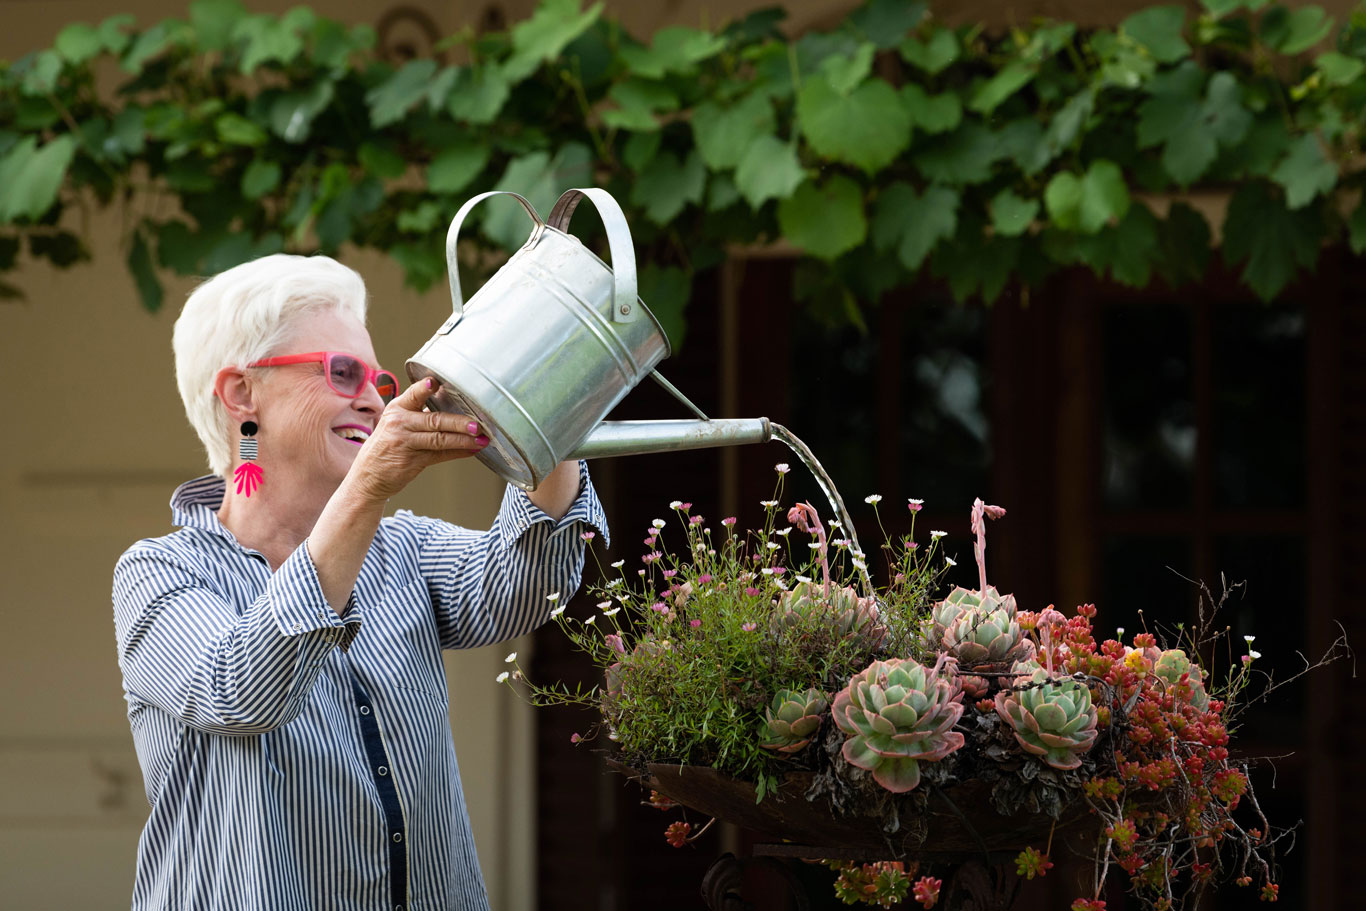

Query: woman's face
left=250, top=308, right=388, bottom=492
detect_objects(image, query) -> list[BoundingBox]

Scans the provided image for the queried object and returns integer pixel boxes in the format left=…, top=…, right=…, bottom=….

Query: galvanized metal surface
left=407, top=187, right=774, bottom=490
left=568, top=418, right=771, bottom=460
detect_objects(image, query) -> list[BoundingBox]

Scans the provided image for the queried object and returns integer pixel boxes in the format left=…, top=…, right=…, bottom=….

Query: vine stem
left=563, top=59, right=611, bottom=165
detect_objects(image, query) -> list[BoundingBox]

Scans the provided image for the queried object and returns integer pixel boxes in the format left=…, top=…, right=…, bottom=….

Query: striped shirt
left=111, top=465, right=608, bottom=911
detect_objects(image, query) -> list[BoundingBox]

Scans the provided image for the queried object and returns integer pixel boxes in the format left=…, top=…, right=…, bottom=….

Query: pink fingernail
left=426, top=378, right=435, bottom=390
left=467, top=421, right=479, bottom=435
left=476, top=435, right=490, bottom=447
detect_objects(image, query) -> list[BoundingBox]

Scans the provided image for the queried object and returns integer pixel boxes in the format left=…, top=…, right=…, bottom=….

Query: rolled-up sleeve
left=405, top=461, right=610, bottom=649
left=112, top=538, right=362, bottom=735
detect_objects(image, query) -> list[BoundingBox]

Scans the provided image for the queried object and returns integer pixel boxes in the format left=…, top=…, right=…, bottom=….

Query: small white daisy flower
left=776, top=527, right=792, bottom=536
left=852, top=559, right=867, bottom=571
left=550, top=605, right=567, bottom=618
left=930, top=530, right=947, bottom=539
left=596, top=601, right=612, bottom=609
left=504, top=651, right=517, bottom=663
left=603, top=607, right=621, bottom=617
left=808, top=542, right=822, bottom=550
left=760, top=499, right=779, bottom=508
left=546, top=592, right=560, bottom=602
left=1244, top=634, right=1256, bottom=643
left=496, top=671, right=510, bottom=683
left=909, top=498, right=924, bottom=506
left=1249, top=649, right=1262, bottom=659
left=585, top=615, right=596, bottom=625
left=796, top=575, right=812, bottom=584
left=761, top=567, right=774, bottom=575
left=766, top=542, right=780, bottom=550
left=669, top=500, right=683, bottom=509
left=944, top=557, right=957, bottom=567
left=864, top=494, right=882, bottom=504
left=652, top=518, right=666, bottom=529
left=611, top=559, right=625, bottom=569
left=775, top=463, right=790, bottom=474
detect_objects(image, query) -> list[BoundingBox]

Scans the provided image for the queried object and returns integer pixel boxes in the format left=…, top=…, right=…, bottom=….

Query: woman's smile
left=332, top=423, right=373, bottom=445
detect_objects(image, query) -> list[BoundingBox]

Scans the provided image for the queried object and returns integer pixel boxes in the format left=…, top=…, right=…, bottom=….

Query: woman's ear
left=213, top=365, right=257, bottom=422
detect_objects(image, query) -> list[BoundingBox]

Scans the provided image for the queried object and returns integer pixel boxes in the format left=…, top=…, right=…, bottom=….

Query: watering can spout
left=570, top=418, right=772, bottom=460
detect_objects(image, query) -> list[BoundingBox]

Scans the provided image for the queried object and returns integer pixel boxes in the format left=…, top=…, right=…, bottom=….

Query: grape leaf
left=777, top=175, right=867, bottom=260
left=797, top=73, right=911, bottom=174
left=969, top=63, right=1035, bottom=115
left=899, top=28, right=958, bottom=74
left=1222, top=182, right=1322, bottom=300
left=1120, top=6, right=1190, bottom=64
left=899, top=187, right=960, bottom=272
left=504, top=0, right=603, bottom=81
left=734, top=134, right=804, bottom=209
left=631, top=150, right=706, bottom=224
left=0, top=135, right=77, bottom=220
left=1137, top=65, right=1250, bottom=185
left=1270, top=132, right=1336, bottom=208
left=900, top=84, right=962, bottom=134
left=990, top=189, right=1039, bottom=237
left=1044, top=159, right=1130, bottom=234
left=365, top=59, right=437, bottom=128
left=428, top=142, right=490, bottom=194
left=691, top=93, right=775, bottom=169
left=914, top=122, right=1002, bottom=185
left=240, top=159, right=281, bottom=199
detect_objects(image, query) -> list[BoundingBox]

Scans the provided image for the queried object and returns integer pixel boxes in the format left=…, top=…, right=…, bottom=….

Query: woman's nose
left=355, top=380, right=385, bottom=412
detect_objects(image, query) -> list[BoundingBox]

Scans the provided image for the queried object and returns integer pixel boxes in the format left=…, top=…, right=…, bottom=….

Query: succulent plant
left=958, top=674, right=991, bottom=702
left=1153, top=649, right=1210, bottom=711
left=760, top=687, right=828, bottom=753
left=831, top=657, right=966, bottom=793
left=924, top=586, right=1020, bottom=650
left=772, top=580, right=887, bottom=647
left=994, top=668, right=1099, bottom=770
left=943, top=606, right=1028, bottom=666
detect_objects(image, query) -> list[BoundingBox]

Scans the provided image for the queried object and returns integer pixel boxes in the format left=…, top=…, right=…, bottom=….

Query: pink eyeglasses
left=248, top=351, right=399, bottom=404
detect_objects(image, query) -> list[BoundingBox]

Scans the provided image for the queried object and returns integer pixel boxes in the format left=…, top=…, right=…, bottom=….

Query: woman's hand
left=346, top=378, right=488, bottom=503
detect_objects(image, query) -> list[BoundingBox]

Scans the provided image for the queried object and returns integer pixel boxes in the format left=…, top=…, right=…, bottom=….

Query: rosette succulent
left=773, top=580, right=886, bottom=647
left=994, top=668, right=1099, bottom=770
left=1153, top=649, right=1210, bottom=711
left=931, top=586, right=1034, bottom=669
left=832, top=657, right=966, bottom=792
left=925, top=586, right=1020, bottom=649
left=760, top=687, right=828, bottom=753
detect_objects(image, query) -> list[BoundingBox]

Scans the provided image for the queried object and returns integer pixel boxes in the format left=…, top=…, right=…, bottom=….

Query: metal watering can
left=405, top=187, right=772, bottom=491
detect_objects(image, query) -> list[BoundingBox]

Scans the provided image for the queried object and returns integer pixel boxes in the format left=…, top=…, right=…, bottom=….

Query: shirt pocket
left=353, top=578, right=448, bottom=700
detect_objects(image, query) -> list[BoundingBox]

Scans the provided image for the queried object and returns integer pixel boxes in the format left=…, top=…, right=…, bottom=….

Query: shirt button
left=392, top=832, right=403, bottom=843
left=292, top=622, right=303, bottom=633
left=377, top=766, right=388, bottom=776
left=359, top=706, right=370, bottom=715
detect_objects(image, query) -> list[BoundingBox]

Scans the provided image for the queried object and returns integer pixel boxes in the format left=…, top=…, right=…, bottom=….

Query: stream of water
left=768, top=423, right=873, bottom=594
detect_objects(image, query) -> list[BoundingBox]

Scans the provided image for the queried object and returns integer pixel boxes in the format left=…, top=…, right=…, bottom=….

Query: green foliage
left=2, top=0, right=1364, bottom=321
left=507, top=476, right=948, bottom=786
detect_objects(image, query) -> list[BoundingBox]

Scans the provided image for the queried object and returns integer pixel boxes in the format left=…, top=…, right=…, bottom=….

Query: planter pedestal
left=609, top=761, right=1082, bottom=910
left=699, top=849, right=1022, bottom=911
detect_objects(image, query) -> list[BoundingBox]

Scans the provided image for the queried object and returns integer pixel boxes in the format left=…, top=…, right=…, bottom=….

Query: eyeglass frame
left=247, top=351, right=399, bottom=403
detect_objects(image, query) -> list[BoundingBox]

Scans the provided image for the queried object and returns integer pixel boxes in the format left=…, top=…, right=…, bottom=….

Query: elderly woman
left=112, top=253, right=607, bottom=910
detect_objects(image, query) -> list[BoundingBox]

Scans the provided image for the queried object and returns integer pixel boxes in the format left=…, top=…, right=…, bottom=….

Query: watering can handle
left=547, top=188, right=639, bottom=324
left=444, top=190, right=544, bottom=326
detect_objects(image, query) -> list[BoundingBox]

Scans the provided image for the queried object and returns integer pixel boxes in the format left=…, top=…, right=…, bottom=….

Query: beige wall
left=0, top=2, right=536, bottom=909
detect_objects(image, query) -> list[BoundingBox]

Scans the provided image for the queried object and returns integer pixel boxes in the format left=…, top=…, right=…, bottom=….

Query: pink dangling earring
left=234, top=421, right=264, bottom=497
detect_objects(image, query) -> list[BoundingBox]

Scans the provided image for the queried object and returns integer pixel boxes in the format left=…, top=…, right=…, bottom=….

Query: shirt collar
left=170, top=475, right=233, bottom=540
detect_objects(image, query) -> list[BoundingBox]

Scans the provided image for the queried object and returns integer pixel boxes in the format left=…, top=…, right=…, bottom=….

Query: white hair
left=173, top=253, right=368, bottom=478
